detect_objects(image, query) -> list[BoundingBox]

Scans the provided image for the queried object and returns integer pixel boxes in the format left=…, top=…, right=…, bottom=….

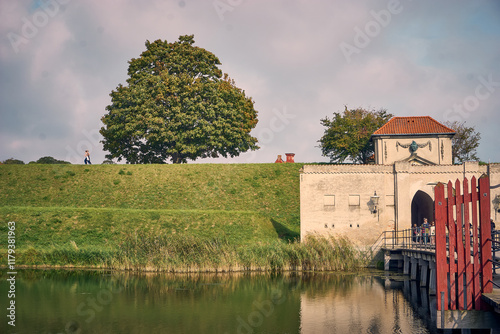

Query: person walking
left=84, top=150, right=91, bottom=165
left=422, top=218, right=430, bottom=244
left=430, top=221, right=435, bottom=245
left=416, top=224, right=422, bottom=244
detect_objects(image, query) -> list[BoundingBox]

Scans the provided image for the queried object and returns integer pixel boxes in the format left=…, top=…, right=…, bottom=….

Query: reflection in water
left=0, top=269, right=443, bottom=333
left=299, top=272, right=436, bottom=334
left=1, top=270, right=302, bottom=334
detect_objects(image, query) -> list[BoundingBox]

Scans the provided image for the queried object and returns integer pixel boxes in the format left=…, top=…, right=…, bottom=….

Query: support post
left=420, top=259, right=429, bottom=287
left=435, top=183, right=448, bottom=310
left=384, top=251, right=391, bottom=271
left=479, top=176, right=492, bottom=295
left=429, top=260, right=436, bottom=296
left=411, top=257, right=418, bottom=281
left=403, top=255, right=410, bottom=275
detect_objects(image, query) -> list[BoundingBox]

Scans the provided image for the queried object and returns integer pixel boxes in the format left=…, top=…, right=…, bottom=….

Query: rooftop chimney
left=285, top=153, right=295, bottom=163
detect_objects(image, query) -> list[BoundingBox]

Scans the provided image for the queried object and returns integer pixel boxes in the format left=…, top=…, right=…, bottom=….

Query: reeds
left=9, top=234, right=368, bottom=272
left=16, top=244, right=115, bottom=265
left=112, top=232, right=368, bottom=272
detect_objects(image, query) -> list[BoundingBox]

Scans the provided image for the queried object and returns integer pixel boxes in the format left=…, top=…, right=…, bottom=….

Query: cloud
left=0, top=0, right=499, bottom=164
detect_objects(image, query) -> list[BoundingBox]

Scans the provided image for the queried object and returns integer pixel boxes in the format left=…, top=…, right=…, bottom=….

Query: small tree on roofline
left=443, top=121, right=481, bottom=163
left=318, top=106, right=393, bottom=164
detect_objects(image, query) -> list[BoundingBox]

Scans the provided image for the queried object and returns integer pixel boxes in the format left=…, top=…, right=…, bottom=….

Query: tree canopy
left=318, top=107, right=393, bottom=164
left=100, top=35, right=259, bottom=164
left=2, top=158, right=24, bottom=164
left=444, top=121, right=481, bottom=163
left=29, top=156, right=71, bottom=164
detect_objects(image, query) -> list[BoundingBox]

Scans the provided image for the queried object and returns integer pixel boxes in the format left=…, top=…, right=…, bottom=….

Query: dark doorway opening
left=411, top=190, right=434, bottom=228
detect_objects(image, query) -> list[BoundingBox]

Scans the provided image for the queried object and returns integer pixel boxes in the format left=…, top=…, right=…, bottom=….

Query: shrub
left=33, top=156, right=71, bottom=164
left=2, top=158, right=25, bottom=164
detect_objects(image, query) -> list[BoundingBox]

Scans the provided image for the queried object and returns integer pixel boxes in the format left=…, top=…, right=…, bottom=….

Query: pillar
left=403, top=255, right=410, bottom=275
left=420, top=259, right=429, bottom=287
left=384, top=251, right=391, bottom=271
left=411, top=257, right=418, bottom=280
left=428, top=260, right=436, bottom=295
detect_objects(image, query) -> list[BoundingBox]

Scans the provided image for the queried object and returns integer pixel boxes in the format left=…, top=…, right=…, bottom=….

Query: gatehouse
left=300, top=116, right=500, bottom=246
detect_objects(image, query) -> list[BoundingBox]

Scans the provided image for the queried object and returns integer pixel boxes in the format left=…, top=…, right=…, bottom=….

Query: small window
left=386, top=195, right=395, bottom=206
left=349, top=195, right=360, bottom=206
left=324, top=195, right=335, bottom=209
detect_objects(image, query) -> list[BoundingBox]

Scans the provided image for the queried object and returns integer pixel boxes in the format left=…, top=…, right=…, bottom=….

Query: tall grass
left=114, top=233, right=368, bottom=272
left=15, top=244, right=117, bottom=268
left=10, top=234, right=367, bottom=272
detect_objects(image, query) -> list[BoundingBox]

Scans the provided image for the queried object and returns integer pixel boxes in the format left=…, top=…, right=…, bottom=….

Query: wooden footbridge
left=375, top=176, right=500, bottom=330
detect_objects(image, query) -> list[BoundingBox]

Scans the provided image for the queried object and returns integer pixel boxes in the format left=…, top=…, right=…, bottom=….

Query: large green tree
left=319, top=107, right=393, bottom=164
left=100, top=35, right=259, bottom=164
left=444, top=121, right=481, bottom=163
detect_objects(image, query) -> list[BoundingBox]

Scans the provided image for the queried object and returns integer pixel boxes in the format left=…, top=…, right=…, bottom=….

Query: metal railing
left=488, top=279, right=500, bottom=289
left=492, top=230, right=500, bottom=274
left=379, top=228, right=436, bottom=251
left=379, top=229, right=500, bottom=269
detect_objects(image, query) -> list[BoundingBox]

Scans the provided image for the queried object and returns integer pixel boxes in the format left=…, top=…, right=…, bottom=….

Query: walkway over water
left=376, top=228, right=500, bottom=330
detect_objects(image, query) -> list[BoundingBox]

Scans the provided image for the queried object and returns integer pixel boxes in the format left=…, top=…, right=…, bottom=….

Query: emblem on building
left=396, top=140, right=431, bottom=153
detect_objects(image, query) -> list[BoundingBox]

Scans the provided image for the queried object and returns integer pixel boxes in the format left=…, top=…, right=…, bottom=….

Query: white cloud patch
left=0, top=0, right=499, bottom=164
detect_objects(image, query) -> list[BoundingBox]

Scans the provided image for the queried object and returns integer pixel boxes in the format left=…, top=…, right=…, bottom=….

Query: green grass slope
left=0, top=163, right=301, bottom=258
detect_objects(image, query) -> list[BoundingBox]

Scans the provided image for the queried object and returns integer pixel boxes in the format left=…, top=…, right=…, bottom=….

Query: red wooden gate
left=435, top=175, right=492, bottom=311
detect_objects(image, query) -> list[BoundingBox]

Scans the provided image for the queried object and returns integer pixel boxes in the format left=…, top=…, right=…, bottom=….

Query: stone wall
left=300, top=162, right=500, bottom=246
left=300, top=164, right=395, bottom=246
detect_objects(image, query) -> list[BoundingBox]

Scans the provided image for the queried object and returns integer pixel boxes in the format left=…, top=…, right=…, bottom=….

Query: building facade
left=300, top=116, right=500, bottom=246
left=372, top=116, right=455, bottom=165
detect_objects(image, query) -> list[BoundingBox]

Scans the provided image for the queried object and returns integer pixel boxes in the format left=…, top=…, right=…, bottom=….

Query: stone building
left=372, top=116, right=454, bottom=165
left=300, top=116, right=500, bottom=246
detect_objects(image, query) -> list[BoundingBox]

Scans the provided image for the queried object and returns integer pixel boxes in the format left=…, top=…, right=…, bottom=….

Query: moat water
left=0, top=269, right=488, bottom=333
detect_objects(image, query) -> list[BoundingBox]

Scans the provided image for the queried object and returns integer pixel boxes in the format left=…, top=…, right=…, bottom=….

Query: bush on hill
left=30, top=156, right=71, bottom=164
left=2, top=158, right=25, bottom=164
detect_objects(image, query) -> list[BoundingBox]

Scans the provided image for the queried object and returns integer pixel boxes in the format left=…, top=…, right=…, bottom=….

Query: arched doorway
left=411, top=190, right=434, bottom=228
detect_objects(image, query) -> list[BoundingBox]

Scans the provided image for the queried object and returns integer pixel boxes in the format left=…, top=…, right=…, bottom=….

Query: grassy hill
left=0, top=162, right=301, bottom=244
left=0, top=163, right=367, bottom=271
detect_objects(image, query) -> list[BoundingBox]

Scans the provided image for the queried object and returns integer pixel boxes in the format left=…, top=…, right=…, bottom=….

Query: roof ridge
left=373, top=115, right=455, bottom=135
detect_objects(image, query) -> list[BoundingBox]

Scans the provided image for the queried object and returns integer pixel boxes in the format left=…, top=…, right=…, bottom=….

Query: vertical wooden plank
left=479, top=176, right=492, bottom=298
left=455, top=179, right=465, bottom=310
left=463, top=178, right=473, bottom=310
left=435, top=182, right=448, bottom=311
left=471, top=176, right=481, bottom=310
left=447, top=180, right=457, bottom=310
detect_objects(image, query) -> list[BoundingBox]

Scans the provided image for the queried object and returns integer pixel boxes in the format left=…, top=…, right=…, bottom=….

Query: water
left=0, top=269, right=468, bottom=333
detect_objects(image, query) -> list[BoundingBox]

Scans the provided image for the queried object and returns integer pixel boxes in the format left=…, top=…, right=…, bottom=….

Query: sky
left=1, top=0, right=499, bottom=165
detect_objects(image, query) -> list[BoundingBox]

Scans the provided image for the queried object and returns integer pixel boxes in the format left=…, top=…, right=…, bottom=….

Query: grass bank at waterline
left=13, top=234, right=368, bottom=272
left=117, top=233, right=368, bottom=272
left=0, top=163, right=367, bottom=271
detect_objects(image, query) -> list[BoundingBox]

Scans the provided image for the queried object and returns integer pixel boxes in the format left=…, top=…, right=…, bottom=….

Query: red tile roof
left=372, top=116, right=455, bottom=135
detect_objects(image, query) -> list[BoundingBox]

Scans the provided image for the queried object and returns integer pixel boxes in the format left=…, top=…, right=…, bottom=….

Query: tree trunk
left=171, top=153, right=186, bottom=164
